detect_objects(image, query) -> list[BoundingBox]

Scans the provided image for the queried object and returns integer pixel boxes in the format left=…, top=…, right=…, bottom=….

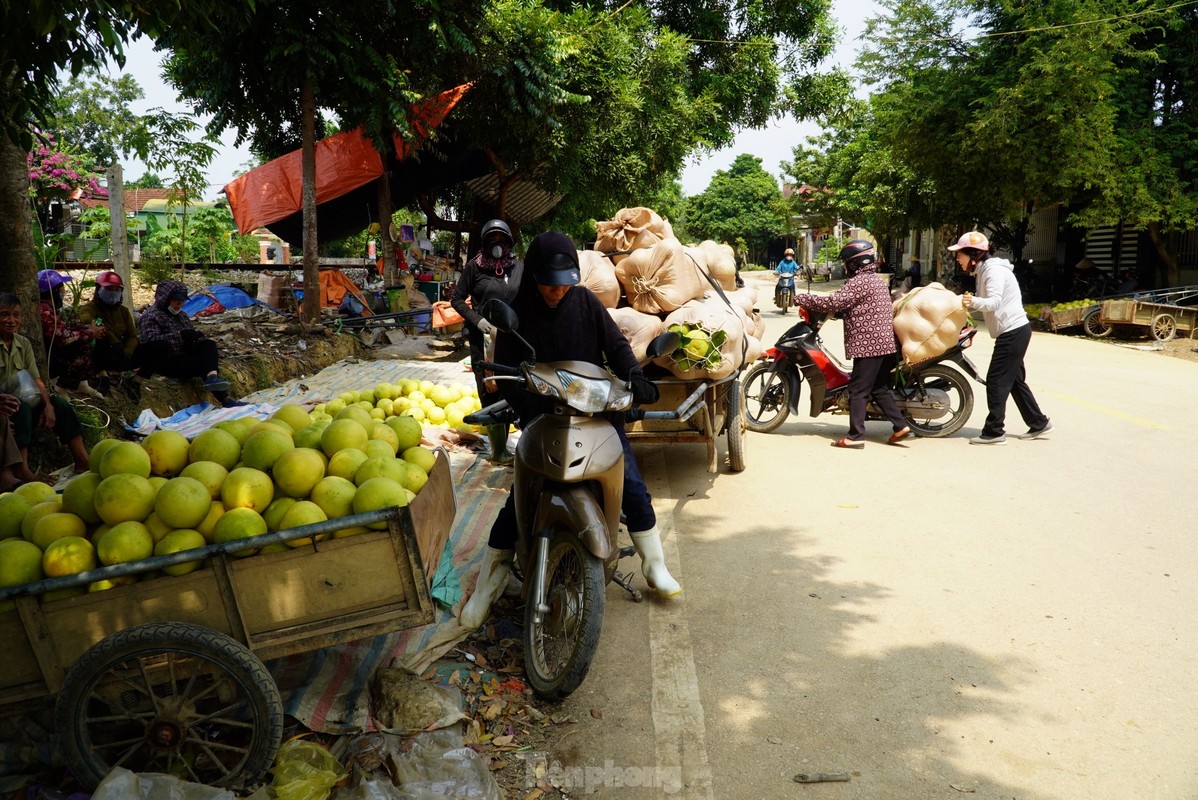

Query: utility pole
left=106, top=163, right=134, bottom=313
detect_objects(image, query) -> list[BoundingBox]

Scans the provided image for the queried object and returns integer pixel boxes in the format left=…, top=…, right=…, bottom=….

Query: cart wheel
left=55, top=622, right=282, bottom=791
left=725, top=379, right=746, bottom=472
left=1082, top=308, right=1112, bottom=338
left=1151, top=313, right=1177, bottom=341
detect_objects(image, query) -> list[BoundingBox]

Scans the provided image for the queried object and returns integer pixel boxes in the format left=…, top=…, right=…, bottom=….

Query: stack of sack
left=892, top=282, right=967, bottom=365
left=586, top=206, right=763, bottom=379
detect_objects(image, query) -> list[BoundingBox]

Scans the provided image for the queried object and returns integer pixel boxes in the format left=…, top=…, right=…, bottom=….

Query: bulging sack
left=594, top=207, right=674, bottom=264
left=608, top=307, right=664, bottom=362
left=655, top=297, right=755, bottom=380
left=892, top=283, right=967, bottom=365
left=615, top=238, right=706, bottom=315
left=696, top=240, right=738, bottom=291
left=579, top=249, right=620, bottom=308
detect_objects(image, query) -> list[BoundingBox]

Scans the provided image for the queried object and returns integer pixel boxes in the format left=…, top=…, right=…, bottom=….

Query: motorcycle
left=464, top=301, right=679, bottom=700
left=774, top=272, right=796, bottom=314
left=741, top=307, right=984, bottom=437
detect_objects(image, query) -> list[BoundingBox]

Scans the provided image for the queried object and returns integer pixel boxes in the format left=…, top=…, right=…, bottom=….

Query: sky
left=105, top=0, right=879, bottom=200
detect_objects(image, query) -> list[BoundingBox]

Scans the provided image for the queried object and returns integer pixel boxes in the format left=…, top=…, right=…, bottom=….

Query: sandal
left=831, top=438, right=864, bottom=448
left=888, top=427, right=912, bottom=445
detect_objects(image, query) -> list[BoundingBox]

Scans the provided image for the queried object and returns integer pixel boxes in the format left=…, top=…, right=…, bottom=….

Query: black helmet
left=838, top=239, right=876, bottom=266
left=481, top=219, right=513, bottom=245
left=527, top=232, right=580, bottom=286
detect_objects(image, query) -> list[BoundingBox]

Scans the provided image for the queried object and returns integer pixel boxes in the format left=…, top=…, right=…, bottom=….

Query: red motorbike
left=741, top=308, right=984, bottom=437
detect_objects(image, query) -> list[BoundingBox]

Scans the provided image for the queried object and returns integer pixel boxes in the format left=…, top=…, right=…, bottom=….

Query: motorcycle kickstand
left=614, top=544, right=644, bottom=602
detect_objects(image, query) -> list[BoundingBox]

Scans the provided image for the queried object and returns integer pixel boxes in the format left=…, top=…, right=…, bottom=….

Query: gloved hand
left=630, top=377, right=659, bottom=405
left=477, top=319, right=496, bottom=337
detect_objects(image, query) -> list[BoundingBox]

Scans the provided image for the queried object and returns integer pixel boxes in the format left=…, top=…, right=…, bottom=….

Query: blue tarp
left=182, top=285, right=276, bottom=317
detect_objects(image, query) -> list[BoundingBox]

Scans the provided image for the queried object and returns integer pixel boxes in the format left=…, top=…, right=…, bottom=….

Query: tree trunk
left=1146, top=222, right=1179, bottom=287
left=0, top=129, right=48, bottom=365
left=377, top=170, right=397, bottom=285
left=300, top=78, right=320, bottom=322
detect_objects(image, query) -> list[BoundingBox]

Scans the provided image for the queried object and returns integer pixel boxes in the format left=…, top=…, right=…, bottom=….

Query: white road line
left=643, top=446, right=714, bottom=799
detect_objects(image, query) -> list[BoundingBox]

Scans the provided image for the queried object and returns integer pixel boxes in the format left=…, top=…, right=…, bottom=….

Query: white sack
left=594, top=207, right=674, bottom=264
left=607, top=307, right=664, bottom=362
left=578, top=249, right=620, bottom=308
left=892, top=282, right=967, bottom=365
left=615, top=238, right=706, bottom=315
left=696, top=240, right=738, bottom=291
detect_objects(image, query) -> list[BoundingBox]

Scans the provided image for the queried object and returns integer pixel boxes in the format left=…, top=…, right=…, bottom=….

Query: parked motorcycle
left=774, top=272, right=796, bottom=314
left=741, top=307, right=984, bottom=437
left=464, top=301, right=678, bottom=700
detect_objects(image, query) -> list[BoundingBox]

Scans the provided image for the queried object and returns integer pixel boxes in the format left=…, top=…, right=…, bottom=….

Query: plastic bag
left=13, top=369, right=40, bottom=405
left=271, top=739, right=347, bottom=800
left=91, top=766, right=236, bottom=800
left=387, top=730, right=501, bottom=800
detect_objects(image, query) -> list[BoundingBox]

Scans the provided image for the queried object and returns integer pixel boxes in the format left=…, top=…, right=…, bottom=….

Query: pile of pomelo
left=0, top=402, right=439, bottom=607
left=315, top=379, right=481, bottom=431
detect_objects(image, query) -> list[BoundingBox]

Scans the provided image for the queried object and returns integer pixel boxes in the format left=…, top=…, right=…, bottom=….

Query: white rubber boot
left=630, top=527, right=681, bottom=597
left=459, top=547, right=515, bottom=629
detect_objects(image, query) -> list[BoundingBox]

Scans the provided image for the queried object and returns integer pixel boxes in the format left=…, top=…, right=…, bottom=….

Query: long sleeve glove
left=477, top=318, right=496, bottom=337
left=630, top=377, right=659, bottom=405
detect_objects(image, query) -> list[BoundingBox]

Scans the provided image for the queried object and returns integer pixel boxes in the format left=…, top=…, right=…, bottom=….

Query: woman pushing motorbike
left=459, top=231, right=682, bottom=630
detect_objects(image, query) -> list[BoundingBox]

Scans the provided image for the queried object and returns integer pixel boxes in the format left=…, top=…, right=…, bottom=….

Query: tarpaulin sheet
left=223, top=84, right=471, bottom=235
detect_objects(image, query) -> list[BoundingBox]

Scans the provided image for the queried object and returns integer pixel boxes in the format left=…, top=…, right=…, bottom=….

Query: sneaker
left=1017, top=421, right=1053, bottom=440
left=968, top=434, right=1007, bottom=446
left=203, top=375, right=230, bottom=393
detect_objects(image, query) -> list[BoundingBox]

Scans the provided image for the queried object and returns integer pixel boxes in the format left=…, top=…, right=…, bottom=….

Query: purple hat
left=37, top=270, right=72, bottom=293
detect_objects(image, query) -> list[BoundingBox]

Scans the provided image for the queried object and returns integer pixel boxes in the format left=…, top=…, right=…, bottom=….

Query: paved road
left=537, top=272, right=1197, bottom=799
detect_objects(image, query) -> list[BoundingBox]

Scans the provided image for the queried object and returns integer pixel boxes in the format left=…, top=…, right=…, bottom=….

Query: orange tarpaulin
left=223, top=83, right=471, bottom=235
left=318, top=269, right=374, bottom=316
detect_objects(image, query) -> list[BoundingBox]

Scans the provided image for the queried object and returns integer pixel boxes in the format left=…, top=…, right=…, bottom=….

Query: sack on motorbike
left=723, top=286, right=757, bottom=318
left=692, top=240, right=739, bottom=291
left=615, top=238, right=706, bottom=315
left=579, top=249, right=621, bottom=308
left=608, top=306, right=665, bottom=362
left=594, top=206, right=674, bottom=265
left=892, top=282, right=967, bottom=365
left=656, top=297, right=754, bottom=380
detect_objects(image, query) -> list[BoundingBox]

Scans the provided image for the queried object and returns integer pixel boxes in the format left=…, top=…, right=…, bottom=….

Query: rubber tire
left=742, top=362, right=792, bottom=434
left=725, top=378, right=746, bottom=472
left=902, top=364, right=974, bottom=438
left=1082, top=307, right=1112, bottom=338
left=55, top=622, right=282, bottom=791
left=777, top=289, right=793, bottom=314
left=1151, top=313, right=1177, bottom=341
left=524, top=529, right=605, bottom=701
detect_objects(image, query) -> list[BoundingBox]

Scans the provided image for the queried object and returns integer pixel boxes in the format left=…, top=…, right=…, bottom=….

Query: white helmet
left=947, top=231, right=989, bottom=252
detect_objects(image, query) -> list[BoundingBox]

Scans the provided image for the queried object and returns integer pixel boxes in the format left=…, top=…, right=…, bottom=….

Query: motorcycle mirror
left=645, top=331, right=681, bottom=360
left=480, top=299, right=519, bottom=332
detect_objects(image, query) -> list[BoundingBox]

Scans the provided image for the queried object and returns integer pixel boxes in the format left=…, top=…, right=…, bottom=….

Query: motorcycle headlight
left=556, top=370, right=613, bottom=413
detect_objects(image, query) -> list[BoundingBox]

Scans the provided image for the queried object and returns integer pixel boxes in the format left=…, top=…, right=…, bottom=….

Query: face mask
left=168, top=305, right=183, bottom=315
left=98, top=288, right=122, bottom=305
left=490, top=244, right=505, bottom=259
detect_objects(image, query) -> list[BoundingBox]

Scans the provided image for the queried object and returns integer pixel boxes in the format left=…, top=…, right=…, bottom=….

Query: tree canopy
left=685, top=154, right=785, bottom=264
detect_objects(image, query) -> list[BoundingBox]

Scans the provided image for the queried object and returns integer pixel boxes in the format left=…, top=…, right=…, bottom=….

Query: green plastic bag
left=271, top=739, right=346, bottom=800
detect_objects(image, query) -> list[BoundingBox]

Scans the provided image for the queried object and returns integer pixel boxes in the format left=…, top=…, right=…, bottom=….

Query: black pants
left=13, top=396, right=82, bottom=448
left=93, top=339, right=133, bottom=372
left=134, top=338, right=219, bottom=380
left=982, top=324, right=1048, bottom=438
left=847, top=354, right=907, bottom=441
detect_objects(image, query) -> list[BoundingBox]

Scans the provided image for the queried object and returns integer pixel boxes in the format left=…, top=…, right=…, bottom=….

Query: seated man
left=0, top=393, right=50, bottom=491
left=78, top=270, right=139, bottom=376
left=0, top=293, right=90, bottom=474
left=134, top=280, right=244, bottom=407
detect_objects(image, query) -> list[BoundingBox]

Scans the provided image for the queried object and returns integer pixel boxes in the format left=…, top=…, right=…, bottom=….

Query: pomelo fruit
left=31, top=512, right=87, bottom=550
left=220, top=467, right=274, bottom=513
left=263, top=497, right=298, bottom=532
left=401, top=446, right=437, bottom=475
left=88, top=575, right=137, bottom=592
left=353, top=456, right=409, bottom=488
left=13, top=481, right=56, bottom=505
left=272, top=447, right=326, bottom=498
left=143, top=512, right=173, bottom=544
left=363, top=439, right=397, bottom=461
left=180, top=461, right=228, bottom=500
left=279, top=501, right=329, bottom=546
left=327, top=448, right=369, bottom=482
left=332, top=525, right=371, bottom=539
left=258, top=542, right=290, bottom=555
left=90, top=523, right=111, bottom=546
left=310, top=476, right=357, bottom=519
left=0, top=539, right=44, bottom=588
left=212, top=507, right=267, bottom=557
left=93, top=474, right=156, bottom=525
left=99, top=440, right=152, bottom=479
left=402, top=406, right=425, bottom=423
left=425, top=406, right=446, bottom=425
left=0, top=494, right=33, bottom=540
left=96, top=521, right=154, bottom=566
left=154, top=529, right=208, bottom=576
left=321, top=419, right=368, bottom=457
left=334, top=405, right=375, bottom=430
left=141, top=429, right=191, bottom=477
left=369, top=421, right=400, bottom=451
left=401, top=461, right=428, bottom=495
left=352, top=477, right=407, bottom=529
left=188, top=428, right=241, bottom=470
left=87, top=438, right=122, bottom=473
left=271, top=404, right=312, bottom=432
left=148, top=476, right=168, bottom=497
left=246, top=419, right=292, bottom=439
left=324, top=398, right=347, bottom=415
left=241, top=429, right=294, bottom=472
left=195, top=500, right=224, bottom=542
left=292, top=424, right=325, bottom=451
left=42, top=536, right=97, bottom=577
left=154, top=476, right=212, bottom=529
left=21, top=498, right=64, bottom=541
left=418, top=380, right=434, bottom=396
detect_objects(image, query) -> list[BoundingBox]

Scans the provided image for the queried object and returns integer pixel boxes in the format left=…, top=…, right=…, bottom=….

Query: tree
left=45, top=67, right=146, bottom=167
left=685, top=154, right=785, bottom=264
left=126, top=171, right=165, bottom=189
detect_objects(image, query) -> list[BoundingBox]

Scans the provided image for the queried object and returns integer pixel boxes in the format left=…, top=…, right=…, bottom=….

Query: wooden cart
left=0, top=453, right=455, bottom=791
left=1098, top=287, right=1198, bottom=341
left=625, top=371, right=746, bottom=474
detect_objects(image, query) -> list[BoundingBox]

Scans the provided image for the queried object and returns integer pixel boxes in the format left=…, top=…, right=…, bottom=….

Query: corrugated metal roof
left=464, top=173, right=562, bottom=227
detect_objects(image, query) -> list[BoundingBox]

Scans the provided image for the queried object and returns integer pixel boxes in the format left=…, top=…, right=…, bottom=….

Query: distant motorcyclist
left=775, top=248, right=798, bottom=278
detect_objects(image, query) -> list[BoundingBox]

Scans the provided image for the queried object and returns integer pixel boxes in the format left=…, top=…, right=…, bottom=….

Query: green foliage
left=136, top=254, right=176, bottom=286
left=685, top=154, right=785, bottom=261
left=43, top=67, right=146, bottom=166
left=126, top=171, right=165, bottom=189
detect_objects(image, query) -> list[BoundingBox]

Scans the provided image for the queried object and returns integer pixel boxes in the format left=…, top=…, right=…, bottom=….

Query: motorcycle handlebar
left=473, top=361, right=521, bottom=377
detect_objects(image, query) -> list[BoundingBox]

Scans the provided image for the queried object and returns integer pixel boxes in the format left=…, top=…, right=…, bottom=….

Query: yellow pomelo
left=445, top=406, right=466, bottom=428
left=213, top=418, right=247, bottom=442
left=189, top=428, right=241, bottom=470
left=88, top=575, right=137, bottom=592
left=399, top=379, right=419, bottom=395
left=352, top=477, right=407, bottom=529
left=90, top=523, right=111, bottom=545
left=384, top=415, right=423, bottom=452
left=401, top=446, right=437, bottom=475
left=272, top=404, right=312, bottom=432
left=375, top=398, right=394, bottom=416
left=333, top=405, right=374, bottom=430
left=373, top=383, right=394, bottom=401
left=220, top=467, right=275, bottom=513
left=32, top=512, right=87, bottom=550
left=332, top=525, right=371, bottom=539
left=369, top=407, right=385, bottom=421
left=279, top=501, right=329, bottom=547
left=418, top=380, right=434, bottom=396
left=21, top=498, right=64, bottom=541
left=42, top=535, right=97, bottom=577
left=141, top=429, right=191, bottom=477
left=354, top=456, right=409, bottom=488
left=263, top=497, right=299, bottom=532
left=358, top=388, right=375, bottom=404
left=327, top=448, right=369, bottom=482
left=154, top=476, right=213, bottom=529
left=272, top=447, right=327, bottom=498
left=391, top=397, right=412, bottom=414
left=96, top=521, right=154, bottom=566
left=93, top=474, right=156, bottom=525
left=212, top=507, right=267, bottom=557
left=247, top=420, right=293, bottom=440
left=0, top=494, right=34, bottom=540
left=148, top=476, right=168, bottom=497
left=363, top=439, right=397, bottom=461
left=232, top=416, right=263, bottom=442
left=425, top=406, right=446, bottom=425
left=87, top=438, right=122, bottom=474
left=321, top=419, right=369, bottom=457
left=241, top=429, right=294, bottom=472
left=310, top=476, right=357, bottom=519
left=0, top=539, right=44, bottom=587
left=143, top=512, right=173, bottom=544
left=369, top=422, right=400, bottom=454
left=430, top=385, right=455, bottom=408
left=154, top=529, right=208, bottom=576
left=292, top=424, right=325, bottom=451
left=99, top=440, right=152, bottom=479
left=258, top=542, right=290, bottom=555
left=180, top=461, right=228, bottom=500
left=195, top=501, right=224, bottom=542
left=356, top=401, right=374, bottom=413
left=324, top=398, right=346, bottom=415
left=402, top=406, right=425, bottom=423
left=339, top=391, right=358, bottom=405
left=401, top=461, right=428, bottom=495
left=13, top=481, right=56, bottom=504
left=407, top=390, right=425, bottom=403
